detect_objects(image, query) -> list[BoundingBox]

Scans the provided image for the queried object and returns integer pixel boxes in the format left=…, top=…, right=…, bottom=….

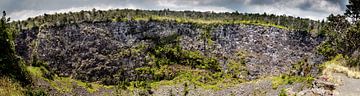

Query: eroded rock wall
left=15, top=21, right=324, bottom=84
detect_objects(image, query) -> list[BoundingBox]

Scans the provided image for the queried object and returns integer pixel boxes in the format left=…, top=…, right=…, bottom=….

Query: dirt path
left=333, top=73, right=360, bottom=96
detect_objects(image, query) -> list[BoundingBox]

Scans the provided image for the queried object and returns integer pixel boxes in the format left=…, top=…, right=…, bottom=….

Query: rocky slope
left=16, top=20, right=323, bottom=82
left=14, top=20, right=325, bottom=95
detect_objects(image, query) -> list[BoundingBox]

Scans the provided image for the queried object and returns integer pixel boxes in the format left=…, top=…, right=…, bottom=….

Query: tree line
left=9, top=8, right=320, bottom=31
left=318, top=0, right=360, bottom=68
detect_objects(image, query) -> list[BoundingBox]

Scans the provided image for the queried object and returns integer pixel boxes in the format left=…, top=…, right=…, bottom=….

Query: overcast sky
left=1, top=0, right=348, bottom=21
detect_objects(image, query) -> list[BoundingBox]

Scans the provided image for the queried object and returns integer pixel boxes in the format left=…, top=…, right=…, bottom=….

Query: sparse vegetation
left=0, top=11, right=31, bottom=86
left=0, top=77, right=25, bottom=96
left=272, top=75, right=314, bottom=89
left=321, top=54, right=360, bottom=79
left=279, top=88, right=288, bottom=96
left=27, top=66, right=114, bottom=94
left=13, top=9, right=318, bottom=32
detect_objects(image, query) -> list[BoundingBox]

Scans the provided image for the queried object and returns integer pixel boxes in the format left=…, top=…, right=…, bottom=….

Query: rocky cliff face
left=15, top=20, right=324, bottom=85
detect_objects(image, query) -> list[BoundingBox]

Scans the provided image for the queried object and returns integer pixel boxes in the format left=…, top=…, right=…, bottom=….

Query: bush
left=317, top=42, right=337, bottom=59
left=0, top=11, right=31, bottom=86
left=347, top=56, right=360, bottom=69
left=25, top=89, right=48, bottom=96
left=344, top=22, right=360, bottom=54
left=150, top=44, right=220, bottom=71
left=272, top=75, right=314, bottom=89
left=0, top=77, right=25, bottom=96
left=279, top=88, right=288, bottom=96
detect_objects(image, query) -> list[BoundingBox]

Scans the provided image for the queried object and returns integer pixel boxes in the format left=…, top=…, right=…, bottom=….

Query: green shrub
left=0, top=77, right=26, bottom=96
left=279, top=88, right=288, bottom=96
left=150, top=43, right=220, bottom=71
left=272, top=75, right=314, bottom=89
left=25, top=88, right=48, bottom=96
left=347, top=56, right=360, bottom=69
left=317, top=42, right=337, bottom=59
left=0, top=12, right=31, bottom=86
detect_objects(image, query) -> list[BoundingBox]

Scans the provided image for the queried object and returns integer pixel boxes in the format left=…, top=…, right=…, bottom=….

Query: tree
left=0, top=11, right=16, bottom=72
left=318, top=14, right=350, bottom=57
left=327, top=14, right=350, bottom=34
left=345, top=0, right=360, bottom=22
left=345, top=22, right=360, bottom=53
left=0, top=11, right=31, bottom=86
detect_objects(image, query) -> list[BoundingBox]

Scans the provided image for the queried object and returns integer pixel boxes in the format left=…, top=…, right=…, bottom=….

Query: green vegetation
left=226, top=51, right=248, bottom=79
left=321, top=54, right=360, bottom=79
left=13, top=8, right=319, bottom=32
left=316, top=0, right=360, bottom=71
left=0, top=11, right=35, bottom=96
left=27, top=66, right=114, bottom=94
left=345, top=0, right=360, bottom=22
left=0, top=11, right=31, bottom=86
left=272, top=75, right=314, bottom=89
left=279, top=88, right=288, bottom=96
left=317, top=42, right=337, bottom=59
left=2, top=8, right=323, bottom=94
left=316, top=14, right=349, bottom=60
left=117, top=45, right=249, bottom=92
left=290, top=58, right=313, bottom=76
left=150, top=44, right=220, bottom=71
left=343, top=22, right=360, bottom=69
left=1, top=0, right=359, bottom=95
left=272, top=58, right=315, bottom=89
left=113, top=34, right=249, bottom=91
left=126, top=15, right=290, bottom=30
left=0, top=77, right=25, bottom=96
left=125, top=68, right=247, bottom=91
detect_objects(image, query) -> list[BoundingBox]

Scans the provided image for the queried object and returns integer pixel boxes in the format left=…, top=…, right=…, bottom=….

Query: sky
left=0, top=0, right=349, bottom=21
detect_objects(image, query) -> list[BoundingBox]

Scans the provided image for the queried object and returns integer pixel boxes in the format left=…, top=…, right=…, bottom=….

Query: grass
left=279, top=88, right=288, bottom=96
left=0, top=77, right=25, bottom=96
left=26, top=66, right=114, bottom=94
left=117, top=15, right=289, bottom=30
left=237, top=20, right=289, bottom=29
left=321, top=54, right=360, bottom=79
left=119, top=48, right=249, bottom=91
left=128, top=65, right=247, bottom=91
left=150, top=71, right=246, bottom=90
left=26, top=66, right=44, bottom=77
left=323, top=63, right=360, bottom=79
left=317, top=42, right=337, bottom=59
left=151, top=16, right=289, bottom=29
left=271, top=75, right=314, bottom=89
left=149, top=42, right=221, bottom=71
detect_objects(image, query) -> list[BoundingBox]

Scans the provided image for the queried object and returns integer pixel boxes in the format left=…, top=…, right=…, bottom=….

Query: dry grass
left=26, top=66, right=114, bottom=93
left=321, top=55, right=360, bottom=83
left=324, top=64, right=360, bottom=79
left=0, top=77, right=25, bottom=96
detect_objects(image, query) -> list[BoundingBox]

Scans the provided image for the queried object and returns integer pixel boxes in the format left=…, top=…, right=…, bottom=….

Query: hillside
left=11, top=9, right=323, bottom=95
left=1, top=7, right=360, bottom=95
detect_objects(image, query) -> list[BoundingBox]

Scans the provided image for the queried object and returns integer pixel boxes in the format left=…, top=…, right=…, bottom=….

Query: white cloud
left=239, top=0, right=344, bottom=20
left=6, top=0, right=347, bottom=21
left=9, top=4, right=136, bottom=21
left=8, top=1, right=234, bottom=21
left=155, top=0, right=234, bottom=12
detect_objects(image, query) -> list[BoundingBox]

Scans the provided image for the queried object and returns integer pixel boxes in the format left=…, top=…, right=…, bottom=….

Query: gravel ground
left=333, top=73, right=360, bottom=96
